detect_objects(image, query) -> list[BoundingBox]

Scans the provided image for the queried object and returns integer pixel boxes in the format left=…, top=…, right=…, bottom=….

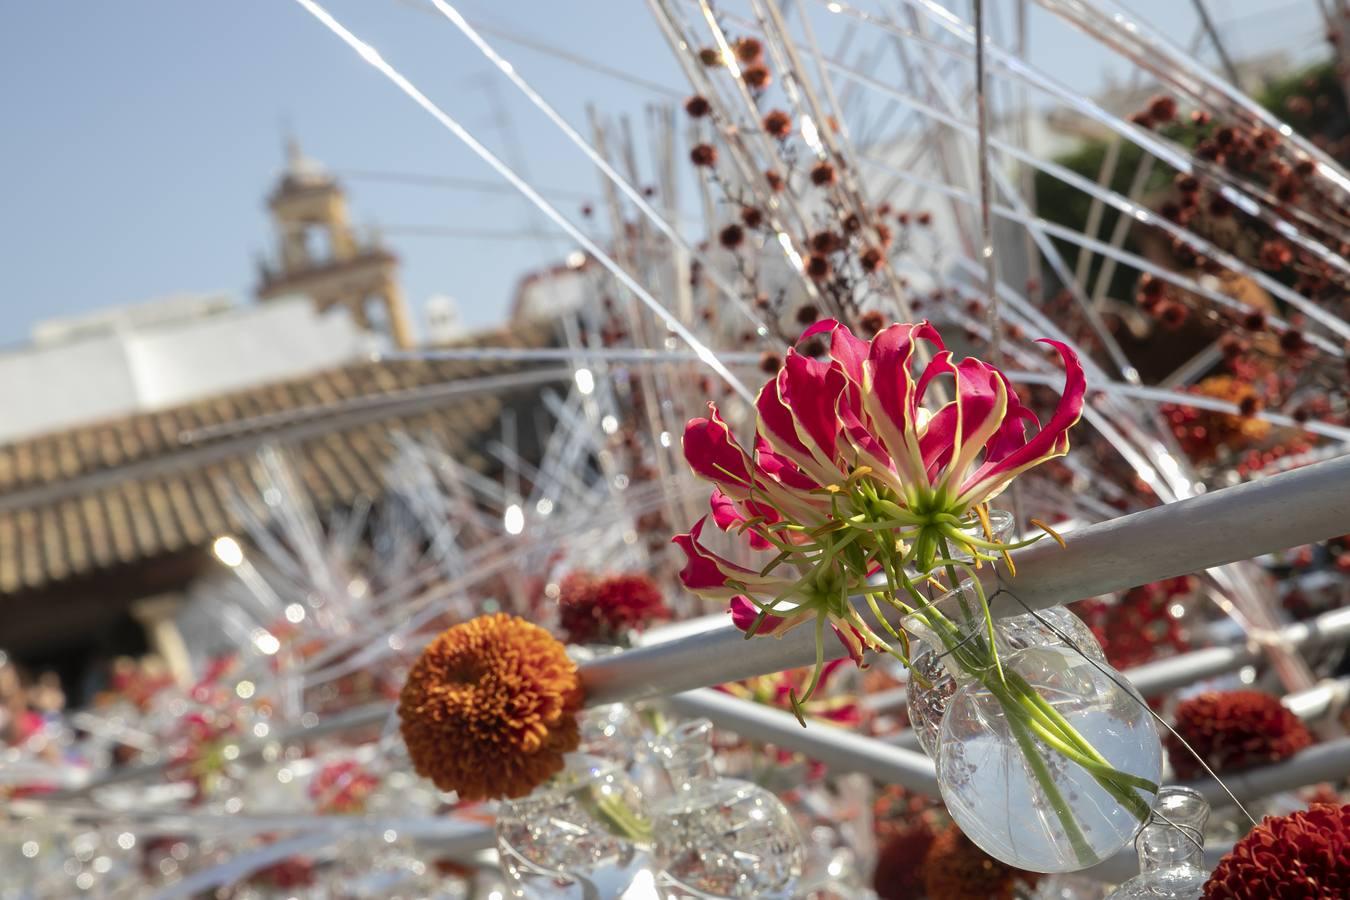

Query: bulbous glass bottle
left=1106, top=787, right=1210, bottom=899
left=901, top=582, right=1161, bottom=874
left=904, top=513, right=1107, bottom=761
left=494, top=754, right=654, bottom=899
left=649, top=719, right=804, bottom=899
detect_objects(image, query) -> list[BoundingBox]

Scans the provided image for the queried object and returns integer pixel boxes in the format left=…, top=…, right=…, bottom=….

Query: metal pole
left=582, top=454, right=1350, bottom=705
left=667, top=688, right=940, bottom=794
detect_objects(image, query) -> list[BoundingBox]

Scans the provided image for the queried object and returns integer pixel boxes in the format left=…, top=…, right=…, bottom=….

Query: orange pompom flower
left=398, top=614, right=582, bottom=801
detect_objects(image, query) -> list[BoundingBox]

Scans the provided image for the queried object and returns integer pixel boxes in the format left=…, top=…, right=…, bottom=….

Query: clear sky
left=0, top=0, right=1323, bottom=346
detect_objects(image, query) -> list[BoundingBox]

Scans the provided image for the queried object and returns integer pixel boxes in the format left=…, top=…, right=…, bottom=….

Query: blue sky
left=0, top=0, right=1323, bottom=346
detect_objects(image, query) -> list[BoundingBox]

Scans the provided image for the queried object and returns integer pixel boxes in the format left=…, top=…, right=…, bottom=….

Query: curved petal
left=673, top=518, right=796, bottom=601
left=780, top=351, right=849, bottom=480
left=933, top=356, right=1010, bottom=493
left=955, top=340, right=1085, bottom=506
left=728, top=595, right=811, bottom=636
left=861, top=322, right=945, bottom=487
left=683, top=404, right=755, bottom=499
left=709, top=488, right=779, bottom=550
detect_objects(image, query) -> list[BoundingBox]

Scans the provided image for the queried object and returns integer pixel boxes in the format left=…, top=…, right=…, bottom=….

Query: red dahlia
left=557, top=572, right=670, bottom=645
left=1166, top=690, right=1313, bottom=779
left=1202, top=804, right=1348, bottom=899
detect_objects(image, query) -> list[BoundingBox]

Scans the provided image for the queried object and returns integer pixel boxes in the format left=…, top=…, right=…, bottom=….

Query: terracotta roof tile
left=0, top=322, right=560, bottom=595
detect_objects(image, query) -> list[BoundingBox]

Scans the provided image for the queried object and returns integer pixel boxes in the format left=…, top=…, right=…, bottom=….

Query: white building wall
left=0, top=295, right=373, bottom=443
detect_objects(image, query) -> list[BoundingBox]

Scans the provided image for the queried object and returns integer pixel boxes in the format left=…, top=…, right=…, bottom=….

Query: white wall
left=0, top=296, right=373, bottom=443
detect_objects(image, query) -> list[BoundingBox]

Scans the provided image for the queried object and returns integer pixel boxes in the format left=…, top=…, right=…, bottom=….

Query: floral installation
left=557, top=570, right=671, bottom=646
left=398, top=613, right=582, bottom=801
left=1166, top=690, right=1314, bottom=779
left=674, top=318, right=1159, bottom=860
left=1201, top=802, right=1348, bottom=899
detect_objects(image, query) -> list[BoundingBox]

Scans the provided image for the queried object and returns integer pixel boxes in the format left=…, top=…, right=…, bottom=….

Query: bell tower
left=256, top=140, right=415, bottom=348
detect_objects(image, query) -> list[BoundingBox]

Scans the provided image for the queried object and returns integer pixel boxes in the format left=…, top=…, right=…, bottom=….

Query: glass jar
left=906, top=599, right=1105, bottom=760
left=1106, top=787, right=1210, bottom=899
left=901, top=581, right=1161, bottom=874
left=904, top=511, right=1107, bottom=761
left=494, top=754, right=654, bottom=899
left=649, top=719, right=804, bottom=899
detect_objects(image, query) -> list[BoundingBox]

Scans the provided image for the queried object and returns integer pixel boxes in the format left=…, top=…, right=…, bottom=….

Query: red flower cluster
left=1166, top=690, right=1313, bottom=779
left=308, top=759, right=379, bottom=814
left=1073, top=577, right=1191, bottom=670
left=921, top=826, right=1040, bottom=900
left=557, top=571, right=670, bottom=645
left=1203, top=803, right=1348, bottom=898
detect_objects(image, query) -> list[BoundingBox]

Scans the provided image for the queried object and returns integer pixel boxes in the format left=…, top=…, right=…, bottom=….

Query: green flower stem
left=901, top=576, right=1156, bottom=846
left=1002, top=697, right=1096, bottom=867
left=585, top=785, right=652, bottom=843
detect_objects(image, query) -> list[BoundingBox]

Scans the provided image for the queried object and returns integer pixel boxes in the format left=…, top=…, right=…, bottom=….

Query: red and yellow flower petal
left=673, top=518, right=796, bottom=601
left=683, top=405, right=757, bottom=499
left=861, top=322, right=945, bottom=488
left=954, top=339, right=1085, bottom=507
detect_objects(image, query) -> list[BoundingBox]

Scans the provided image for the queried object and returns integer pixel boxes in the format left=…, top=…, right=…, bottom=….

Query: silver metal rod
left=582, top=454, right=1350, bottom=704
left=1128, top=609, right=1350, bottom=697
left=667, top=688, right=940, bottom=793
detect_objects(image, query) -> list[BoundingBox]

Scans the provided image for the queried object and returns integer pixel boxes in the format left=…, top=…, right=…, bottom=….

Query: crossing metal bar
left=582, top=454, right=1350, bottom=705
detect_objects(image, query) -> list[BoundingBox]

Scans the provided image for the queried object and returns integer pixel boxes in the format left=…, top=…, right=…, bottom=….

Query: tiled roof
left=0, top=324, right=560, bottom=595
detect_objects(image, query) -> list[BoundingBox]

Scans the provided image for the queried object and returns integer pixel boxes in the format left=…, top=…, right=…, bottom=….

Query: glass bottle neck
left=653, top=719, right=718, bottom=791
left=1136, top=788, right=1208, bottom=873
left=1136, top=824, right=1205, bottom=872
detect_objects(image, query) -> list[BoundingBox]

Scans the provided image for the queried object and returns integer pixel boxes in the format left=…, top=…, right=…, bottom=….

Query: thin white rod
left=667, top=687, right=939, bottom=793
left=424, top=0, right=772, bottom=338
left=290, top=0, right=754, bottom=403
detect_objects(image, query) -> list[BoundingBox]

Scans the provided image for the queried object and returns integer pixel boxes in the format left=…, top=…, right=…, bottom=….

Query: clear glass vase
left=494, top=754, right=654, bottom=899
left=906, top=597, right=1105, bottom=760
left=648, top=719, right=804, bottom=899
left=904, top=512, right=1106, bottom=761
left=901, top=581, right=1161, bottom=874
left=1105, top=787, right=1210, bottom=899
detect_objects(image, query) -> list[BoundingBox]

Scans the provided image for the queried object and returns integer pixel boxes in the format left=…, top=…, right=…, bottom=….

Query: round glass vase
left=905, top=591, right=1105, bottom=760
left=494, top=754, right=654, bottom=899
left=648, top=719, right=804, bottom=899
left=1105, top=787, right=1210, bottom=899
left=904, top=512, right=1107, bottom=761
left=901, top=581, right=1161, bottom=874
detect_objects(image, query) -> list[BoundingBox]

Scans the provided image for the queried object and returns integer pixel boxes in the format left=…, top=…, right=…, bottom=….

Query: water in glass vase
left=494, top=755, right=654, bottom=899
left=902, top=582, right=1161, bottom=873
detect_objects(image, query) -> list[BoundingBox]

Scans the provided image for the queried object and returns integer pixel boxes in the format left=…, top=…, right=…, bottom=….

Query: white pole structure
left=667, top=688, right=940, bottom=794
left=870, top=604, right=1350, bottom=722
left=582, top=454, right=1350, bottom=705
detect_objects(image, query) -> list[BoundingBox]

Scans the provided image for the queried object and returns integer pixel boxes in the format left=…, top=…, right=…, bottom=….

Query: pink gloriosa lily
left=673, top=319, right=1085, bottom=710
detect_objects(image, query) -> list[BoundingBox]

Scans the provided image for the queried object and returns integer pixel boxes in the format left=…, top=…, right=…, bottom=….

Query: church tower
left=256, top=140, right=415, bottom=348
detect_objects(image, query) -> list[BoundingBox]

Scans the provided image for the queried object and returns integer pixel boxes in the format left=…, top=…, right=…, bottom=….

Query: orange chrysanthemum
left=398, top=614, right=582, bottom=801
